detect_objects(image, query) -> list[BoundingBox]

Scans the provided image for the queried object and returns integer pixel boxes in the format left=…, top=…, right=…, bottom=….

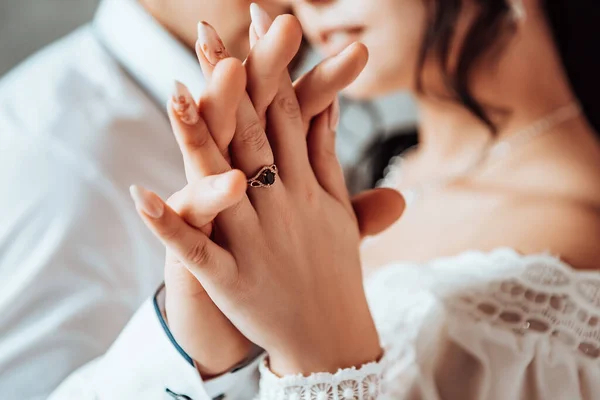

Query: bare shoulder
left=500, top=193, right=600, bottom=271
left=538, top=199, right=600, bottom=271
left=497, top=130, right=600, bottom=270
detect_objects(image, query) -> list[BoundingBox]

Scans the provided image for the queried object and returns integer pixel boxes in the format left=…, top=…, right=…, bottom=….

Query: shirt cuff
left=153, top=284, right=263, bottom=399
left=77, top=289, right=210, bottom=399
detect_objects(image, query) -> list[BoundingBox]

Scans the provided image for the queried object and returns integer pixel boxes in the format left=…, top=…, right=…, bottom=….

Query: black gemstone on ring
left=262, top=169, right=276, bottom=185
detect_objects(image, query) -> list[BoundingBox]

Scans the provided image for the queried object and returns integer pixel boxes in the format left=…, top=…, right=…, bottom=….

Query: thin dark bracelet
left=153, top=283, right=266, bottom=372
left=153, top=283, right=194, bottom=365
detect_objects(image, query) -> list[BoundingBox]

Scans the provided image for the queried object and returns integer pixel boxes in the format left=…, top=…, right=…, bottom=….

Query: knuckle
left=161, top=225, right=183, bottom=243
left=276, top=96, right=301, bottom=119
left=182, top=124, right=212, bottom=149
left=304, top=189, right=319, bottom=206
left=238, top=120, right=269, bottom=153
left=292, top=182, right=320, bottom=207
left=185, top=239, right=212, bottom=266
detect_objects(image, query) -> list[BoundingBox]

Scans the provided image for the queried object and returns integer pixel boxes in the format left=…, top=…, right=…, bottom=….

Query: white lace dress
left=258, top=249, right=600, bottom=400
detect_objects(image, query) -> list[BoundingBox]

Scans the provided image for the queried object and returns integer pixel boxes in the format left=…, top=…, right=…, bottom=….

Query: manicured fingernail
left=249, top=23, right=258, bottom=49
left=250, top=3, right=272, bottom=38
left=130, top=185, right=164, bottom=219
left=329, top=97, right=340, bottom=131
left=197, top=21, right=229, bottom=65
left=172, top=81, right=199, bottom=125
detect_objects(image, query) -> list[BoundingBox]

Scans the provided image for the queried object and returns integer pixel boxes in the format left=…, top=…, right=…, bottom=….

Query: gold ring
left=247, top=164, right=278, bottom=188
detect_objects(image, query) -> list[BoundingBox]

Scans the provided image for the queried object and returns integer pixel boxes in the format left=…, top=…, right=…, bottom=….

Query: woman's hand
left=134, top=13, right=404, bottom=377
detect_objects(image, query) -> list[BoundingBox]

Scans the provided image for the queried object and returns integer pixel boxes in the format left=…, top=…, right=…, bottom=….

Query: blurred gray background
left=0, top=0, right=100, bottom=76
left=0, top=0, right=417, bottom=137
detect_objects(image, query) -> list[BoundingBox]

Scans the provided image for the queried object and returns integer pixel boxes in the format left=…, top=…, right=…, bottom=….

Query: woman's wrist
left=267, top=307, right=382, bottom=376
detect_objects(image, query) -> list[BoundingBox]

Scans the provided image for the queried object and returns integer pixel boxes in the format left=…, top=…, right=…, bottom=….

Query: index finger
left=168, top=81, right=229, bottom=181
left=168, top=59, right=246, bottom=181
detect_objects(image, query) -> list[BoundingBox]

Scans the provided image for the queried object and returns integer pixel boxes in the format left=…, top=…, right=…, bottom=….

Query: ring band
left=247, top=164, right=278, bottom=188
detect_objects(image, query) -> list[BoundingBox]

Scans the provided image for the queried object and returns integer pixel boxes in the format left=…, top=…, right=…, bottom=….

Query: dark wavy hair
left=355, top=0, right=600, bottom=189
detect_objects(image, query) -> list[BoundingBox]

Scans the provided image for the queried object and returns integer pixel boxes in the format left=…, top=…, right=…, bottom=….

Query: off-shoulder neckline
left=379, top=247, right=598, bottom=277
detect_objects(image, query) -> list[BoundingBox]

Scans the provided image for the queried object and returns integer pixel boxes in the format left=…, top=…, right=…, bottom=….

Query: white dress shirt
left=0, top=0, right=205, bottom=397
left=49, top=286, right=261, bottom=400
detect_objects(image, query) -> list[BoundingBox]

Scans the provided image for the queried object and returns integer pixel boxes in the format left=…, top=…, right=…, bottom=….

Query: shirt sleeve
left=50, top=285, right=261, bottom=400
left=0, top=114, right=169, bottom=398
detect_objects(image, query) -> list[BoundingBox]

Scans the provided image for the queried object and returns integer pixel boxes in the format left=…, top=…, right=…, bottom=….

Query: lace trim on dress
left=257, top=356, right=383, bottom=400
left=445, top=255, right=600, bottom=360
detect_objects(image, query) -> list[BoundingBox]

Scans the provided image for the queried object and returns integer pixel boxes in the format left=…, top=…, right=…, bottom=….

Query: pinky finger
left=129, top=185, right=237, bottom=286
left=307, top=99, right=352, bottom=213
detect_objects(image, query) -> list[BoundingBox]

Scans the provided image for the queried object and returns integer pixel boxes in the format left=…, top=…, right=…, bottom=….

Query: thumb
left=352, top=188, right=406, bottom=238
left=130, top=184, right=237, bottom=288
